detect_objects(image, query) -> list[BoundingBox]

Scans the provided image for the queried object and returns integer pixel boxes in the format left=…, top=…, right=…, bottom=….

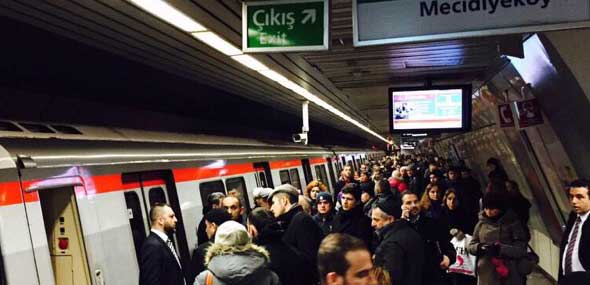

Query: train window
left=289, top=169, right=302, bottom=190
left=0, top=121, right=22, bottom=132
left=258, top=172, right=267, bottom=187
left=315, top=165, right=329, bottom=186
left=226, top=177, right=251, bottom=212
left=124, top=191, right=146, bottom=263
left=148, top=187, right=166, bottom=206
left=199, top=180, right=225, bottom=207
left=19, top=123, right=55, bottom=133
left=51, top=125, right=82, bottom=135
left=279, top=170, right=291, bottom=185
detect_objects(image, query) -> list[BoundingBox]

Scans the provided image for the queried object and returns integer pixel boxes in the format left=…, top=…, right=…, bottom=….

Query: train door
left=301, top=159, right=313, bottom=184
left=38, top=186, right=91, bottom=285
left=122, top=172, right=189, bottom=275
left=253, top=162, right=273, bottom=188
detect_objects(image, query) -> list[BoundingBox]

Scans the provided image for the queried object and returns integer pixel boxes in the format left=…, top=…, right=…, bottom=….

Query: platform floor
left=527, top=268, right=556, bottom=285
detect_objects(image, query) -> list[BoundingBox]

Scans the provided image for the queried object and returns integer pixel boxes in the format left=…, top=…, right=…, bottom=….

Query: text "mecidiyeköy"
left=420, top=0, right=550, bottom=17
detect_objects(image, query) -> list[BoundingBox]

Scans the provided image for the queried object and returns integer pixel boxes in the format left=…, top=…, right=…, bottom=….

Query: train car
left=0, top=121, right=381, bottom=285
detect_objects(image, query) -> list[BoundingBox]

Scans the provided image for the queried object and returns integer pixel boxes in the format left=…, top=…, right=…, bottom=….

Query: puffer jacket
left=194, top=243, right=280, bottom=285
left=467, top=210, right=527, bottom=285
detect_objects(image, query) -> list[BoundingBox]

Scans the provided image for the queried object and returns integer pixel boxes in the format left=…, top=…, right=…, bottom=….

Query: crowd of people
left=137, top=153, right=590, bottom=285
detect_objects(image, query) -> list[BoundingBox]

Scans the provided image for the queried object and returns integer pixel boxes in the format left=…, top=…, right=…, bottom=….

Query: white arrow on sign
left=301, top=9, right=316, bottom=24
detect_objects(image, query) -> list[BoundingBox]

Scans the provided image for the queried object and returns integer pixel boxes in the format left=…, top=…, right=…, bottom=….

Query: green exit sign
left=242, top=0, right=329, bottom=52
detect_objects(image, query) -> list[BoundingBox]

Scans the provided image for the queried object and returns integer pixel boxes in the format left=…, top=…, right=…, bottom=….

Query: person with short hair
left=139, top=203, right=186, bottom=285
left=372, top=200, right=424, bottom=285
left=248, top=208, right=314, bottom=285
left=467, top=191, right=528, bottom=285
left=559, top=179, right=590, bottom=284
left=318, top=233, right=377, bottom=285
left=401, top=191, right=456, bottom=285
left=332, top=183, right=373, bottom=248
left=313, top=192, right=335, bottom=235
left=222, top=196, right=244, bottom=224
left=190, top=209, right=232, bottom=279
left=270, top=184, right=324, bottom=283
left=194, top=221, right=280, bottom=285
left=197, top=192, right=225, bottom=246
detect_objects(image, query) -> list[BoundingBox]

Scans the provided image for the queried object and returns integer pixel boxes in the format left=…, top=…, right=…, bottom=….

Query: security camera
left=292, top=132, right=308, bottom=145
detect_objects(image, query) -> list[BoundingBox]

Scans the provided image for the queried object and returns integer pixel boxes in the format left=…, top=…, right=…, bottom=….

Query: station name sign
left=353, top=0, right=590, bottom=46
left=420, top=0, right=550, bottom=17
left=243, top=0, right=329, bottom=52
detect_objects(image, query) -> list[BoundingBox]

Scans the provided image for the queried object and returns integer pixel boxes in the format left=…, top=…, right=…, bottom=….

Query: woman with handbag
left=467, top=191, right=528, bottom=285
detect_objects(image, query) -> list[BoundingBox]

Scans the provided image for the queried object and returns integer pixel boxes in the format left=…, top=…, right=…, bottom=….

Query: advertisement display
left=389, top=85, right=471, bottom=133
left=515, top=99, right=544, bottom=127
left=498, top=103, right=516, bottom=128
left=354, top=0, right=590, bottom=46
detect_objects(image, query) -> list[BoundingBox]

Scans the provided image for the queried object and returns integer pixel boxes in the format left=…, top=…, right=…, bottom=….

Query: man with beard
left=139, top=203, right=186, bottom=285
left=372, top=200, right=424, bottom=285
left=401, top=191, right=455, bottom=285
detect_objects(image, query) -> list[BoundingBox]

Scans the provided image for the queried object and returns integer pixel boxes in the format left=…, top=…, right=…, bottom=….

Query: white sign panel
left=354, top=0, right=590, bottom=46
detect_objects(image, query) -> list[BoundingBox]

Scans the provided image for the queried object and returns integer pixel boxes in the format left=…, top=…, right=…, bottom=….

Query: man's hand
left=440, top=255, right=450, bottom=269
left=401, top=205, right=410, bottom=219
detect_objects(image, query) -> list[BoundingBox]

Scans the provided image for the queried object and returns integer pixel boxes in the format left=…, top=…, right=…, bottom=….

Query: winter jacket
left=194, top=243, right=280, bottom=285
left=277, top=204, right=323, bottom=283
left=374, top=219, right=424, bottom=285
left=411, top=214, right=456, bottom=285
left=255, top=223, right=314, bottom=285
left=441, top=206, right=477, bottom=235
left=467, top=210, right=528, bottom=285
left=363, top=198, right=377, bottom=218
left=190, top=241, right=212, bottom=281
left=312, top=211, right=335, bottom=235
left=332, top=205, right=373, bottom=248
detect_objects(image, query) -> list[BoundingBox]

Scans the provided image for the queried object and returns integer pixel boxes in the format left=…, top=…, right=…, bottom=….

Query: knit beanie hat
left=316, top=192, right=333, bottom=204
left=214, top=220, right=250, bottom=246
left=205, top=208, right=232, bottom=226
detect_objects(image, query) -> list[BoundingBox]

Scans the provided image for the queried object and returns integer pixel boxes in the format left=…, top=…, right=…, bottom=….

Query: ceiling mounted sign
left=242, top=0, right=329, bottom=52
left=353, top=0, right=590, bottom=46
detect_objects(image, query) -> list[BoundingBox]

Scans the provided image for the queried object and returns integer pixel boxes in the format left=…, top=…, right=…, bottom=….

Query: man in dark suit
left=559, top=179, right=590, bottom=284
left=139, top=203, right=185, bottom=285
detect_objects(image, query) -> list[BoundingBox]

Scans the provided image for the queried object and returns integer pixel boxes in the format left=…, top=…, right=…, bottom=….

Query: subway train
left=0, top=121, right=382, bottom=285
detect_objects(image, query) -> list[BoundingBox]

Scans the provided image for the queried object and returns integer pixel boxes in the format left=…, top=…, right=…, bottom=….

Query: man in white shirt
left=139, top=203, right=186, bottom=285
left=559, top=179, right=590, bottom=284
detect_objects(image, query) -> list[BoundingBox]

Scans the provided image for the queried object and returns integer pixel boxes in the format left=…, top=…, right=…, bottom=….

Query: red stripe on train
left=0, top=158, right=326, bottom=206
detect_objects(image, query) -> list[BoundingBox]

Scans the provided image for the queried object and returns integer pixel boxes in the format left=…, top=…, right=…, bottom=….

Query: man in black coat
left=248, top=208, right=313, bottom=285
left=270, top=184, right=324, bottom=282
left=139, top=203, right=185, bottom=285
left=312, top=192, right=335, bottom=235
left=402, top=191, right=456, bottom=285
left=190, top=208, right=231, bottom=281
left=559, top=179, right=590, bottom=284
left=333, top=164, right=357, bottom=204
left=332, top=183, right=373, bottom=248
left=196, top=192, right=225, bottom=246
left=372, top=200, right=424, bottom=285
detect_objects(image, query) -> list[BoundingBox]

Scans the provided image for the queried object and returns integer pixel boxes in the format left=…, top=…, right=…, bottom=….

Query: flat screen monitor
left=389, top=85, right=471, bottom=133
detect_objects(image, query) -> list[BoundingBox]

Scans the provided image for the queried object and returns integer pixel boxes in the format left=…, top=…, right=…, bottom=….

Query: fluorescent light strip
left=128, top=0, right=387, bottom=143
left=128, top=0, right=206, bottom=32
left=231, top=55, right=269, bottom=71
left=191, top=32, right=243, bottom=56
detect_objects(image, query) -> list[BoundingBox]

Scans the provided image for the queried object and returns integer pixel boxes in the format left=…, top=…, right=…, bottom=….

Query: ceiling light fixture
left=128, top=0, right=206, bottom=32
left=231, top=54, right=269, bottom=71
left=191, top=32, right=243, bottom=56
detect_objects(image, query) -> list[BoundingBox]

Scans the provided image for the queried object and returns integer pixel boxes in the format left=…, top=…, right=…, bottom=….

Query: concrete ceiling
left=0, top=0, right=513, bottom=140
